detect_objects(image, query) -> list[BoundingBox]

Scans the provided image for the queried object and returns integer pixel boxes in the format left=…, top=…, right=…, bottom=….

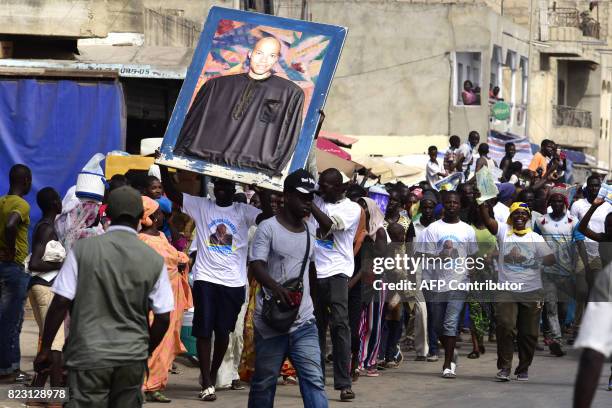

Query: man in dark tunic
left=174, top=37, right=305, bottom=176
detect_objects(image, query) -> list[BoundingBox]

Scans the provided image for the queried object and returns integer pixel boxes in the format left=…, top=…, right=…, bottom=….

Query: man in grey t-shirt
left=248, top=169, right=328, bottom=408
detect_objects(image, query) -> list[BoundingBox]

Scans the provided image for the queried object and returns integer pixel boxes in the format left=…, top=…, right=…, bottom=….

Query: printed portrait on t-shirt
left=315, top=227, right=335, bottom=250
left=503, top=243, right=538, bottom=272
left=206, top=219, right=238, bottom=253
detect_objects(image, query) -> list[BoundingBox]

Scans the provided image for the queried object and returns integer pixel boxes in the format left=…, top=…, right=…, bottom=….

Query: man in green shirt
left=0, top=164, right=32, bottom=382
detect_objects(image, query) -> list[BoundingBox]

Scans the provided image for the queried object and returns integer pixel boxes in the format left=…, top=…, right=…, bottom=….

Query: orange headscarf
left=141, top=196, right=159, bottom=227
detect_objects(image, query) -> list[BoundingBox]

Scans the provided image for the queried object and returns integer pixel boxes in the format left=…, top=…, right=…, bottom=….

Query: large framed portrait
left=156, top=6, right=347, bottom=190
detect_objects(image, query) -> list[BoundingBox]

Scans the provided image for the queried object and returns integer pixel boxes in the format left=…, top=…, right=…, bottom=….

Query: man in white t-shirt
left=426, top=145, right=447, bottom=187
left=570, top=175, right=612, bottom=292
left=533, top=189, right=583, bottom=357
left=416, top=190, right=478, bottom=379
left=455, top=131, right=480, bottom=179
left=160, top=166, right=272, bottom=402
left=310, top=168, right=361, bottom=401
left=33, top=186, right=174, bottom=407
left=480, top=201, right=555, bottom=382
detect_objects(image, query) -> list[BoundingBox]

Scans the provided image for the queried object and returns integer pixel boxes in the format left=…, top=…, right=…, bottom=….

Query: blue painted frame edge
left=159, top=6, right=347, bottom=177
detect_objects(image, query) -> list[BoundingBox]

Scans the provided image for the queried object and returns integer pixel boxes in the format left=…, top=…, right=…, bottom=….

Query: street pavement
left=1, top=319, right=610, bottom=407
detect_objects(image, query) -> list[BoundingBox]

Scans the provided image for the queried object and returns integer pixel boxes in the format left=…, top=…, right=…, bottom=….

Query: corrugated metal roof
left=0, top=45, right=194, bottom=79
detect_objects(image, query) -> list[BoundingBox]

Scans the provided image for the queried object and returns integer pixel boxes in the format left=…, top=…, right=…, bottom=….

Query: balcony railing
left=553, top=105, right=592, bottom=128
left=548, top=8, right=579, bottom=28
left=547, top=7, right=600, bottom=39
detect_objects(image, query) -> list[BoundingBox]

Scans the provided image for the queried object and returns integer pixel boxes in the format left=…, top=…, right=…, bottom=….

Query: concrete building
left=503, top=0, right=611, bottom=171
left=1, top=0, right=610, bottom=173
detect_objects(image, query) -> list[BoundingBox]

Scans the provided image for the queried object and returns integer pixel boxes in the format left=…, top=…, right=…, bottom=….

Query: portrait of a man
left=174, top=36, right=305, bottom=176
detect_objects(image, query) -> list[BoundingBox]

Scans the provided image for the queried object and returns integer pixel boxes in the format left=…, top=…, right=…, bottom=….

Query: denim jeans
left=0, top=262, right=31, bottom=375
left=248, top=320, right=328, bottom=408
left=425, top=290, right=466, bottom=338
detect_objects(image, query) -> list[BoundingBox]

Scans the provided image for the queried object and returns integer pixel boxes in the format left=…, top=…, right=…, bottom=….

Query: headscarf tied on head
left=141, top=196, right=160, bottom=227
left=548, top=187, right=570, bottom=208
left=506, top=201, right=532, bottom=236
left=361, top=197, right=386, bottom=241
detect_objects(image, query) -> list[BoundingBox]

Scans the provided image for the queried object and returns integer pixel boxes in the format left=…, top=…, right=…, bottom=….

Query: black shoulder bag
left=262, top=223, right=310, bottom=333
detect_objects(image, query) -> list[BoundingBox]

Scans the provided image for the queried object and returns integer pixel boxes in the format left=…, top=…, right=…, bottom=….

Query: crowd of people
left=0, top=131, right=610, bottom=407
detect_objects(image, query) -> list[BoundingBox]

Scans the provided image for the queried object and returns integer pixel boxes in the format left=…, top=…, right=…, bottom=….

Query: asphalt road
left=1, top=319, right=610, bottom=408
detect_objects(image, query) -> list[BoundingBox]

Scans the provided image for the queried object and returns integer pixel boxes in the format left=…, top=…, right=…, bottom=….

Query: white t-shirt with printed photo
left=495, top=223, right=553, bottom=292
left=311, top=195, right=362, bottom=279
left=183, top=193, right=260, bottom=287
left=416, top=219, right=478, bottom=292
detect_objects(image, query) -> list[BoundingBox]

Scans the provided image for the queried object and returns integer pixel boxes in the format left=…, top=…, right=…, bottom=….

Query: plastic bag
left=597, top=183, right=612, bottom=204
left=476, top=167, right=499, bottom=204
left=82, top=153, right=106, bottom=175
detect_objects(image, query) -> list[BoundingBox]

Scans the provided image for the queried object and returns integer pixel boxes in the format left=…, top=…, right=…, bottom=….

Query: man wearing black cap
left=34, top=186, right=173, bottom=407
left=248, top=169, right=329, bottom=407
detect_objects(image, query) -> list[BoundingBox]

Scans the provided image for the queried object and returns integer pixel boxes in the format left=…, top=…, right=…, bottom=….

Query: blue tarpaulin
left=0, top=79, right=125, bottom=233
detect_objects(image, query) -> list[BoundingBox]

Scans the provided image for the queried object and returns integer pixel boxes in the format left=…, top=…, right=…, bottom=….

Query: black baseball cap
left=107, top=186, right=144, bottom=220
left=284, top=169, right=316, bottom=194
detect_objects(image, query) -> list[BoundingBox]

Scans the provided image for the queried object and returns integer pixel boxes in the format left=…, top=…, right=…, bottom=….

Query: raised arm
left=577, top=197, right=607, bottom=242
left=159, top=165, right=183, bottom=207
left=479, top=202, right=499, bottom=236
left=310, top=199, right=333, bottom=237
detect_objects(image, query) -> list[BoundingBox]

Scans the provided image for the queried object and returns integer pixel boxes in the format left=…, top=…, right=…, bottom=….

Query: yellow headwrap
left=506, top=201, right=532, bottom=236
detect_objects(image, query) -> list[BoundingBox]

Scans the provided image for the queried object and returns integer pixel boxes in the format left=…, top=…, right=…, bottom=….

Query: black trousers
left=314, top=274, right=352, bottom=390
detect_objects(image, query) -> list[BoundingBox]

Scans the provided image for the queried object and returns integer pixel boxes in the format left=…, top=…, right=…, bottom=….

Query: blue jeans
left=425, top=290, right=466, bottom=338
left=0, top=262, right=30, bottom=375
left=248, top=320, right=328, bottom=408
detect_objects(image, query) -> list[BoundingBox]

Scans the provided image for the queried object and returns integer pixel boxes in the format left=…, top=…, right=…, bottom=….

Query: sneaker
left=426, top=354, right=439, bottom=362
left=414, top=356, right=427, bottom=362
left=549, top=342, right=566, bottom=357
left=515, top=371, right=529, bottom=382
left=231, top=379, right=246, bottom=390
left=496, top=368, right=511, bottom=382
left=13, top=370, right=32, bottom=383
left=442, top=368, right=456, bottom=378
left=198, top=386, right=217, bottom=401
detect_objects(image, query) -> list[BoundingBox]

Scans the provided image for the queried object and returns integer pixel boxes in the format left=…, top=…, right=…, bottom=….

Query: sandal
left=145, top=391, right=172, bottom=403
left=340, top=388, right=355, bottom=401
left=231, top=379, right=246, bottom=390
left=198, top=386, right=217, bottom=402
left=365, top=369, right=380, bottom=377
left=467, top=351, right=480, bottom=359
left=169, top=363, right=180, bottom=375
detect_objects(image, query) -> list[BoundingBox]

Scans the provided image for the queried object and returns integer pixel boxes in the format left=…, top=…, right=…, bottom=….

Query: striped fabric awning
left=487, top=130, right=533, bottom=167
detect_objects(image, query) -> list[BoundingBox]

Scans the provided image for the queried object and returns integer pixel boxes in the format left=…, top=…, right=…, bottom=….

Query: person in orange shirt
left=528, top=139, right=555, bottom=177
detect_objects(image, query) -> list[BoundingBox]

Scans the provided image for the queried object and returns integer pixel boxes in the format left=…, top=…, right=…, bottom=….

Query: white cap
left=75, top=153, right=106, bottom=202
